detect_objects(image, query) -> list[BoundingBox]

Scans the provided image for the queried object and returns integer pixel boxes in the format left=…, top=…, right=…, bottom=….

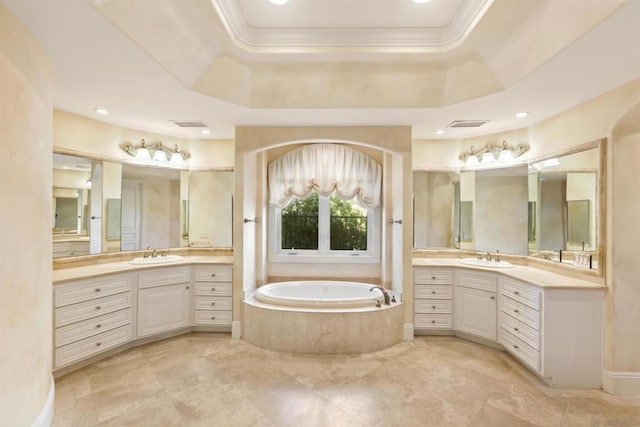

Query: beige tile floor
left=53, top=333, right=640, bottom=427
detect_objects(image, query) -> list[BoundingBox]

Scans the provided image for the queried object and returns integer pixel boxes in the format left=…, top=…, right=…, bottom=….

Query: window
left=271, top=191, right=379, bottom=262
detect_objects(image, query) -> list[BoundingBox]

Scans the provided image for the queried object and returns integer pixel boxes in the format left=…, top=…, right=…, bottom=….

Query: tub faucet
left=369, top=286, right=391, bottom=306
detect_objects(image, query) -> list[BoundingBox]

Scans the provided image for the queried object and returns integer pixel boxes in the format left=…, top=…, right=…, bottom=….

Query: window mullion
left=318, top=195, right=330, bottom=254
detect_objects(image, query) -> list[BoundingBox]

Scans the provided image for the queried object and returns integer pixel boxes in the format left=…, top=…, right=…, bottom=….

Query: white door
left=456, top=286, right=497, bottom=340
left=121, top=180, right=141, bottom=250
left=137, top=283, right=191, bottom=337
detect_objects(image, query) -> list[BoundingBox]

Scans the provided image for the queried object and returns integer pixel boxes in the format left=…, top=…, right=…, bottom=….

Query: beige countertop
left=412, top=258, right=606, bottom=290
left=53, top=256, right=234, bottom=284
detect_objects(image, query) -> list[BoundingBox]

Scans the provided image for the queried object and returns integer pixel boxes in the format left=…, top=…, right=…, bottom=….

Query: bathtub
left=243, top=280, right=404, bottom=354
left=254, top=280, right=382, bottom=308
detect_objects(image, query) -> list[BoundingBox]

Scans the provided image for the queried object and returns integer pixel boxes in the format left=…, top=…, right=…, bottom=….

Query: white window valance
left=268, top=144, right=382, bottom=208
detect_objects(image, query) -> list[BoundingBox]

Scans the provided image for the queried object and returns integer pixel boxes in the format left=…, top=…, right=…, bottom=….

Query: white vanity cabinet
left=137, top=267, right=191, bottom=337
left=498, top=277, right=604, bottom=388
left=455, top=271, right=497, bottom=340
left=193, top=265, right=233, bottom=326
left=53, top=274, right=134, bottom=369
left=413, top=268, right=454, bottom=330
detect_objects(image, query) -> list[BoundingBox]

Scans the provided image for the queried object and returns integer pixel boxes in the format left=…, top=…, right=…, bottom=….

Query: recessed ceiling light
left=434, top=130, right=445, bottom=135
left=201, top=129, right=211, bottom=135
left=269, top=0, right=288, bottom=4
left=414, top=0, right=431, bottom=3
left=515, top=112, right=529, bottom=118
left=94, top=108, right=109, bottom=115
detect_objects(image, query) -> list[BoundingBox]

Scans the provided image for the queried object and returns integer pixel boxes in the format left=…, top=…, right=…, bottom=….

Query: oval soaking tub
left=254, top=280, right=382, bottom=308
left=244, top=280, right=404, bottom=354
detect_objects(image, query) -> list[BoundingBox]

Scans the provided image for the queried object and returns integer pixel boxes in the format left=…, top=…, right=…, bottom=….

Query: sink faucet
left=485, top=251, right=492, bottom=261
left=151, top=248, right=158, bottom=258
left=369, top=286, right=391, bottom=306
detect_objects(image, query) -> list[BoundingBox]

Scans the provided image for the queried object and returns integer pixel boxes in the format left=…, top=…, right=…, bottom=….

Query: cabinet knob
left=96, top=306, right=101, bottom=310
left=514, top=327, right=519, bottom=331
left=211, top=316, right=216, bottom=320
left=96, top=324, right=101, bottom=328
left=490, top=296, right=495, bottom=300
left=95, top=288, right=101, bottom=292
left=432, top=305, right=436, bottom=309
left=432, top=276, right=436, bottom=280
left=211, top=288, right=216, bottom=292
left=431, top=320, right=436, bottom=324
left=513, top=345, right=519, bottom=350
left=96, top=342, right=101, bottom=347
left=514, top=291, right=520, bottom=295
left=514, top=309, right=519, bottom=314
left=431, top=291, right=436, bottom=295
left=211, top=302, right=216, bottom=306
left=186, top=286, right=190, bottom=290
left=211, top=273, right=216, bottom=277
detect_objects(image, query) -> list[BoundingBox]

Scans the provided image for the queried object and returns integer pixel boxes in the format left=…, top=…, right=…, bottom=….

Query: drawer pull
left=514, top=327, right=519, bottom=331
left=432, top=305, right=436, bottom=309
left=96, top=306, right=101, bottom=310
left=432, top=291, right=436, bottom=295
left=431, top=320, right=436, bottom=324
left=514, top=291, right=520, bottom=295
left=211, top=302, right=216, bottom=306
left=96, top=324, right=101, bottom=329
left=432, top=276, right=436, bottom=280
left=186, top=286, right=190, bottom=290
left=96, top=342, right=101, bottom=347
left=211, top=273, right=216, bottom=277
left=211, top=316, right=216, bottom=320
left=513, top=345, right=519, bottom=350
left=514, top=309, right=519, bottom=314
left=95, top=288, right=101, bottom=292
left=211, top=288, right=216, bottom=292
left=490, top=296, right=495, bottom=300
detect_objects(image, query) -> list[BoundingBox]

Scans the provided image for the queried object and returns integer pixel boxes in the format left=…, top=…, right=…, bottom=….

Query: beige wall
left=0, top=4, right=53, bottom=425
left=606, top=102, right=640, bottom=391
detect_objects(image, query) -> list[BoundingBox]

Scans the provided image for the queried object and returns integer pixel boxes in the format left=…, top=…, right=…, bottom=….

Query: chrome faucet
left=485, top=251, right=492, bottom=261
left=369, top=286, right=391, bottom=307
left=151, top=248, right=158, bottom=258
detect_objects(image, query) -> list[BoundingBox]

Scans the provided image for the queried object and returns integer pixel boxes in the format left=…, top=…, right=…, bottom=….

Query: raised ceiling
left=212, top=0, right=492, bottom=53
left=3, top=0, right=639, bottom=140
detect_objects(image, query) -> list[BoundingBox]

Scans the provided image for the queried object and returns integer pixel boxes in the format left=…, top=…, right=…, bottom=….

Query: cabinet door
left=138, top=284, right=191, bottom=337
left=456, top=286, right=497, bottom=340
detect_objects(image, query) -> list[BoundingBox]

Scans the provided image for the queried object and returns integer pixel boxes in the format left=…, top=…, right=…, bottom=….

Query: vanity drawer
left=499, top=310, right=540, bottom=350
left=415, top=299, right=452, bottom=314
left=138, top=267, right=190, bottom=289
left=500, top=278, right=541, bottom=311
left=500, top=295, right=540, bottom=331
left=55, top=324, right=133, bottom=368
left=415, top=285, right=452, bottom=299
left=55, top=308, right=132, bottom=348
left=194, top=310, right=232, bottom=325
left=54, top=275, right=133, bottom=308
left=55, top=292, right=132, bottom=327
left=415, top=314, right=453, bottom=329
left=414, top=268, right=453, bottom=285
left=458, top=271, right=497, bottom=293
left=194, top=265, right=233, bottom=282
left=194, top=296, right=232, bottom=311
left=195, top=282, right=232, bottom=296
left=500, top=328, right=541, bottom=372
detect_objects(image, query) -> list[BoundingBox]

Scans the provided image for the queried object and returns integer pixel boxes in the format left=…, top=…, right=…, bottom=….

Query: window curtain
left=268, top=144, right=382, bottom=208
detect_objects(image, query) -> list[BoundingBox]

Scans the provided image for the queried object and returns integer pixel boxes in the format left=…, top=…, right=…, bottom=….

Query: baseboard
left=403, top=323, right=414, bottom=341
left=602, top=369, right=640, bottom=396
left=32, top=374, right=55, bottom=427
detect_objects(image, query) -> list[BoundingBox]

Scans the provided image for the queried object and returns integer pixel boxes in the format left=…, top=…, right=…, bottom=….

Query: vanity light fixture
left=459, top=140, right=529, bottom=165
left=121, top=138, right=190, bottom=165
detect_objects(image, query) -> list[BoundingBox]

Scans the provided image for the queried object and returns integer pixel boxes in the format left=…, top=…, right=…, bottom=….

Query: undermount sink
left=129, top=254, right=184, bottom=265
left=459, top=258, right=514, bottom=268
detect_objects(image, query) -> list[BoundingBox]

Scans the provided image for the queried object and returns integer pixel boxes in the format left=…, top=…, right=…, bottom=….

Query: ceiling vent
left=170, top=120, right=208, bottom=128
left=447, top=120, right=489, bottom=128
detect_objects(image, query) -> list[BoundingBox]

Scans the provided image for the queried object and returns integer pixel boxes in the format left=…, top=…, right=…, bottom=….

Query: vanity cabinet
left=455, top=271, right=497, bottom=340
left=193, top=265, right=233, bottom=326
left=53, top=274, right=134, bottom=369
left=137, top=267, right=191, bottom=337
left=413, top=268, right=454, bottom=330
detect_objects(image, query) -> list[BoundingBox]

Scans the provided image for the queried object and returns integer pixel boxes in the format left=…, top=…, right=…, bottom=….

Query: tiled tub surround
left=243, top=295, right=404, bottom=354
left=52, top=256, right=233, bottom=375
left=413, top=258, right=606, bottom=389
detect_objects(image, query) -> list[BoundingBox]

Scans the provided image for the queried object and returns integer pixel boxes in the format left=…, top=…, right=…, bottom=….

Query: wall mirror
left=528, top=145, right=599, bottom=268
